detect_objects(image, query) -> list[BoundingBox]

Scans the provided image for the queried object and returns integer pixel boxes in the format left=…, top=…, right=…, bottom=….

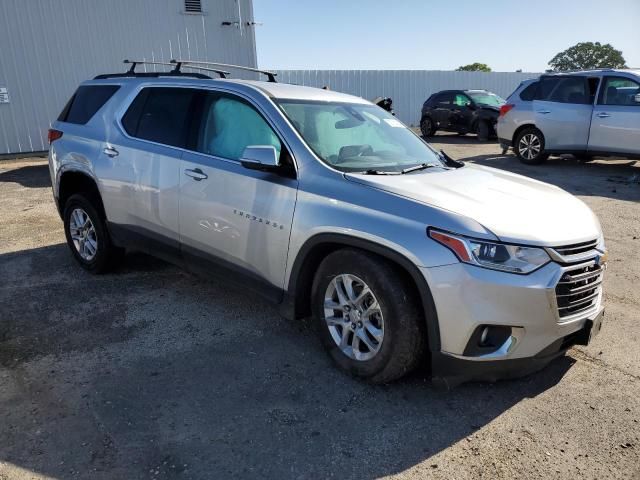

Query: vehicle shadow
left=425, top=133, right=493, bottom=145
left=0, top=163, right=51, bottom=188
left=0, top=243, right=575, bottom=479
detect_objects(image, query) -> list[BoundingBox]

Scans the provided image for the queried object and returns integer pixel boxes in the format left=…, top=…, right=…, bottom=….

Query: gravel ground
left=1, top=135, right=639, bottom=479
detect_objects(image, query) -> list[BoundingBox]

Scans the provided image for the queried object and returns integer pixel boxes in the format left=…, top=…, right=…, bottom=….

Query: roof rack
left=169, top=60, right=230, bottom=79
left=171, top=59, right=278, bottom=82
left=94, top=60, right=212, bottom=80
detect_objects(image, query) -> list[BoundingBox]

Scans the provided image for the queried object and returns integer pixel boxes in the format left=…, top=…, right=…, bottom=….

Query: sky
left=253, top=0, right=640, bottom=72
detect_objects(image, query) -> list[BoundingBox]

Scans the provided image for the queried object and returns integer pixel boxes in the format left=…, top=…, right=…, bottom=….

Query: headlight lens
left=429, top=229, right=550, bottom=274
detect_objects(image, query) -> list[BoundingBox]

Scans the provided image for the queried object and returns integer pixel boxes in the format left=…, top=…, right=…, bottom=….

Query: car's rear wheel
left=63, top=193, right=122, bottom=273
left=420, top=117, right=436, bottom=137
left=311, top=249, right=426, bottom=383
left=515, top=127, right=549, bottom=165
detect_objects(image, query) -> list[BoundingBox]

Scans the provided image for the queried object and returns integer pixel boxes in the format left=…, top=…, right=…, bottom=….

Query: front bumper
left=420, top=261, right=604, bottom=385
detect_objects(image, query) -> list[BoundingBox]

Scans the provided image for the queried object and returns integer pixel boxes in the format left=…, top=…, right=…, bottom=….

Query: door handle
left=537, top=110, right=551, bottom=114
left=184, top=168, right=208, bottom=181
left=596, top=112, right=611, bottom=118
left=103, top=146, right=119, bottom=157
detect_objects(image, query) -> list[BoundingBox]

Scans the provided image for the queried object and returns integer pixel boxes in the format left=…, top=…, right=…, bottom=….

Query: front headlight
left=429, top=229, right=550, bottom=274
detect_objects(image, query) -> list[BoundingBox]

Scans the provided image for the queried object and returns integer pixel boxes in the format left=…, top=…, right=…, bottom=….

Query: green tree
left=456, top=63, right=491, bottom=72
left=549, top=42, right=626, bottom=71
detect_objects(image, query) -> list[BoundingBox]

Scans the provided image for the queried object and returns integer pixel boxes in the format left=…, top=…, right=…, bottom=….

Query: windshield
left=276, top=100, right=444, bottom=173
left=467, top=91, right=505, bottom=107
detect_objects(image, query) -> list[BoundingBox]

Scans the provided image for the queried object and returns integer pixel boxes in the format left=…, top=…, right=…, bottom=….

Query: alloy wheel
left=69, top=208, right=98, bottom=261
left=323, top=274, right=384, bottom=361
left=518, top=133, right=541, bottom=160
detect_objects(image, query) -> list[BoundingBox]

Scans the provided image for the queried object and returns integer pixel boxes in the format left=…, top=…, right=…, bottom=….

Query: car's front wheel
left=311, top=249, right=426, bottom=383
left=515, top=127, right=549, bottom=165
left=63, top=193, right=122, bottom=273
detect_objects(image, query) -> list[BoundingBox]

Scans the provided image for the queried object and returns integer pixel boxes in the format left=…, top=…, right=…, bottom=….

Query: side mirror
left=466, top=102, right=476, bottom=110
left=240, top=145, right=280, bottom=171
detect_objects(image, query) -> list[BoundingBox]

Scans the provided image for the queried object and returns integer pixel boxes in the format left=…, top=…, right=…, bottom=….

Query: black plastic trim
left=107, top=222, right=283, bottom=303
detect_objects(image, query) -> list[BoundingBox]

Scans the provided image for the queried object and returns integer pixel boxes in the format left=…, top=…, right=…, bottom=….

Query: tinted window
left=599, top=76, right=640, bottom=106
left=434, top=93, right=453, bottom=106
left=519, top=82, right=538, bottom=101
left=535, top=76, right=589, bottom=104
left=196, top=93, right=282, bottom=161
left=534, top=77, right=560, bottom=101
left=122, top=87, right=197, bottom=148
left=58, top=85, right=120, bottom=124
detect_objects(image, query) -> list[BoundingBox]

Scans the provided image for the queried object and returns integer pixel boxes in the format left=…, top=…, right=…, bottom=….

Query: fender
left=283, top=232, right=441, bottom=353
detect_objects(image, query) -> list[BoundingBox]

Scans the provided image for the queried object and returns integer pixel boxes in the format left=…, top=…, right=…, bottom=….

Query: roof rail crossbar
left=170, top=60, right=230, bottom=79
left=93, top=60, right=212, bottom=80
left=171, top=59, right=278, bottom=82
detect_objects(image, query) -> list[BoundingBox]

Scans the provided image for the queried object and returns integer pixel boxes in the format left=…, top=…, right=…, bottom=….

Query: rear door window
left=535, top=76, right=589, bottom=104
left=121, top=87, right=198, bottom=148
left=58, top=85, right=120, bottom=124
left=599, top=76, right=640, bottom=106
left=435, top=93, right=454, bottom=106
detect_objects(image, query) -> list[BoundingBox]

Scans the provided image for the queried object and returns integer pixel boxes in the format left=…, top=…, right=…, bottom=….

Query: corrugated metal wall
left=275, top=70, right=542, bottom=127
left=0, top=0, right=257, bottom=155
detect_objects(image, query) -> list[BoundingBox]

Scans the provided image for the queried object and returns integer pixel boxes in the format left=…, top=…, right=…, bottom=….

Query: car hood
left=345, top=164, right=601, bottom=246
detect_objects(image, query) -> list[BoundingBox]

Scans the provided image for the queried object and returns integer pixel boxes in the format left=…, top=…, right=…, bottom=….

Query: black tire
left=420, top=116, right=436, bottom=137
left=63, top=193, right=122, bottom=273
left=311, top=249, right=426, bottom=383
left=514, top=127, right=549, bottom=165
left=476, top=121, right=490, bottom=141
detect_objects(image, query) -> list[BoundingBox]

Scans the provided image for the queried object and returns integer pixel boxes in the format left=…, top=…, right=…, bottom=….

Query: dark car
left=420, top=89, right=505, bottom=140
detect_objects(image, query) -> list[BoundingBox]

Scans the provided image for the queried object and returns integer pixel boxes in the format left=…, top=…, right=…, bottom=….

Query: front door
left=532, top=76, right=593, bottom=150
left=451, top=93, right=474, bottom=132
left=179, top=90, right=298, bottom=301
left=589, top=75, right=640, bottom=155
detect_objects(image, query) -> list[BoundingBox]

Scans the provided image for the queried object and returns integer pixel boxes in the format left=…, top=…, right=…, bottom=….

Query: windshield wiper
left=400, top=163, right=440, bottom=174
left=362, top=169, right=401, bottom=175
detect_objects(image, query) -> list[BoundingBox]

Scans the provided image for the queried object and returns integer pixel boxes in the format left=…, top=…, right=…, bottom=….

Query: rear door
left=532, top=76, right=593, bottom=150
left=99, top=86, right=198, bottom=255
left=433, top=92, right=454, bottom=130
left=179, top=89, right=298, bottom=300
left=588, top=75, right=640, bottom=155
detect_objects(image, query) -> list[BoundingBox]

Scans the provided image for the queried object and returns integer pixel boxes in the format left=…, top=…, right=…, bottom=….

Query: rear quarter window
left=58, top=85, right=120, bottom=124
left=519, top=82, right=538, bottom=101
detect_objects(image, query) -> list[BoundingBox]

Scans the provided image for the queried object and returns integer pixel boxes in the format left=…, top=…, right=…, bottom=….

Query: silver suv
left=48, top=61, right=607, bottom=386
left=497, top=69, right=640, bottom=164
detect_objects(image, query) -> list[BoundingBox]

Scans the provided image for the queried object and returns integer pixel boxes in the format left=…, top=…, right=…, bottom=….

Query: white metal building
left=0, top=0, right=257, bottom=156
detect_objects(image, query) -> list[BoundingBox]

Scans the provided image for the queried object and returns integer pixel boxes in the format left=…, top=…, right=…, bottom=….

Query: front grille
left=555, top=263, right=603, bottom=319
left=552, top=239, right=598, bottom=257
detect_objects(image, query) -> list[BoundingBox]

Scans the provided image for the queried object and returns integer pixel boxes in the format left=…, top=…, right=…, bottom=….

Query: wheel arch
left=512, top=123, right=538, bottom=146
left=284, top=233, right=441, bottom=353
left=58, top=170, right=106, bottom=220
